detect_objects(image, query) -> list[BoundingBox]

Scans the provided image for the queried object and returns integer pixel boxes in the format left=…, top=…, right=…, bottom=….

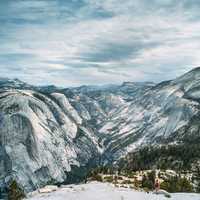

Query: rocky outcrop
left=0, top=90, right=100, bottom=193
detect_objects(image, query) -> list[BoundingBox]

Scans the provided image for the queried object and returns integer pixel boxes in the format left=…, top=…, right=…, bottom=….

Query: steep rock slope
left=0, top=89, right=101, bottom=193
left=99, top=69, right=200, bottom=162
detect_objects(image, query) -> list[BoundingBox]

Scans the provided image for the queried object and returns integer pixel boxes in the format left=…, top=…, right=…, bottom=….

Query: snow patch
left=27, top=182, right=200, bottom=200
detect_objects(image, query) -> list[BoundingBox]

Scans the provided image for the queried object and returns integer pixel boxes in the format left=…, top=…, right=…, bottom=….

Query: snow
left=51, top=93, right=82, bottom=125
left=26, top=182, right=200, bottom=200
left=126, top=135, right=147, bottom=152
left=187, top=89, right=200, bottom=99
left=99, top=121, right=116, bottom=133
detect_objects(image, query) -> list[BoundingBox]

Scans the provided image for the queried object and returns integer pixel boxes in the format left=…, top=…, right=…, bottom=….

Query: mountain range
left=1, top=67, right=200, bottom=193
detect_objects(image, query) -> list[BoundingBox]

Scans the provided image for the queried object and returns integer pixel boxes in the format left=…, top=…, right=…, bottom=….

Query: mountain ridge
left=0, top=67, right=200, bottom=194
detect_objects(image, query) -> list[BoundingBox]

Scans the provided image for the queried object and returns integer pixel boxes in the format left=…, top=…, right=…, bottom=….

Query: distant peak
left=175, top=66, right=200, bottom=80
left=0, top=77, right=9, bottom=82
left=190, top=66, right=200, bottom=72
left=122, top=81, right=155, bottom=87
left=0, top=77, right=23, bottom=83
left=172, top=66, right=200, bottom=91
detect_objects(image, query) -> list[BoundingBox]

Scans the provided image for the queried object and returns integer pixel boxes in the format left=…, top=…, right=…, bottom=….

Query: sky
left=0, top=0, right=200, bottom=87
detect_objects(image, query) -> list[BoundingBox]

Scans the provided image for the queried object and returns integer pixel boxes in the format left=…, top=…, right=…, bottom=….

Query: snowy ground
left=26, top=182, right=200, bottom=200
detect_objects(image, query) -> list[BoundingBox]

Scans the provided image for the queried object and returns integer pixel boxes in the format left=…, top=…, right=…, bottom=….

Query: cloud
left=0, top=0, right=200, bottom=86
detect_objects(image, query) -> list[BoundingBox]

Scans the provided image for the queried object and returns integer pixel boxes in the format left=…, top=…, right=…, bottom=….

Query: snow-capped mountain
left=0, top=67, right=200, bottom=193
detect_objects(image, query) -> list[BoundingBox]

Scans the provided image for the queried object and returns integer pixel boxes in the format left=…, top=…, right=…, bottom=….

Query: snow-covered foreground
left=27, top=182, right=200, bottom=200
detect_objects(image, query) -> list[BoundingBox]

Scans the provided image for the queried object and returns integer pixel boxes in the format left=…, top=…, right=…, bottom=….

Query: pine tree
left=7, top=180, right=25, bottom=200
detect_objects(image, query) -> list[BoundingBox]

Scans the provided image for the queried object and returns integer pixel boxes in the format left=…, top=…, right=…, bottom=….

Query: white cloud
left=0, top=0, right=200, bottom=86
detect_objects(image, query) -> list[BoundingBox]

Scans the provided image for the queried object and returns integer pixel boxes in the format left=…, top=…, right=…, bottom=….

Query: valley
left=1, top=68, right=200, bottom=197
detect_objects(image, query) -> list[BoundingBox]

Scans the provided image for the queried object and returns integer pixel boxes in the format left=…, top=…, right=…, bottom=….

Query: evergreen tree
left=7, top=180, right=25, bottom=200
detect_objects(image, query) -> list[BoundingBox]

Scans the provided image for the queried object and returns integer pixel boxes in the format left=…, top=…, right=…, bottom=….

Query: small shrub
left=91, top=174, right=103, bottom=182
left=126, top=172, right=136, bottom=178
left=141, top=172, right=155, bottom=190
left=196, top=180, right=200, bottom=193
left=104, top=176, right=114, bottom=183
left=160, top=176, right=193, bottom=193
left=7, top=180, right=26, bottom=200
left=118, top=176, right=123, bottom=180
left=141, top=176, right=154, bottom=190
left=178, top=177, right=193, bottom=192
left=160, top=181, right=171, bottom=192
left=134, top=180, right=141, bottom=188
left=143, top=187, right=151, bottom=192
left=121, top=180, right=133, bottom=184
left=164, top=194, right=171, bottom=198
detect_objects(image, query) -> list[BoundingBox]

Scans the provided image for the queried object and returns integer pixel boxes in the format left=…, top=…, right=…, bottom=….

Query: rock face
left=0, top=90, right=100, bottom=192
left=0, top=68, right=200, bottom=193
